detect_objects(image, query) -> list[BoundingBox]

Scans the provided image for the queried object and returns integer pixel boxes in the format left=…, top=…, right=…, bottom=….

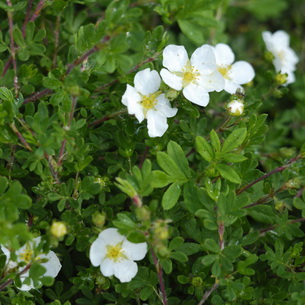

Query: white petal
left=162, top=45, right=189, bottom=72
left=146, top=111, right=168, bottom=137
left=262, top=31, right=274, bottom=51
left=198, top=71, right=224, bottom=92
left=281, top=69, right=296, bottom=85
left=89, top=237, right=107, bottom=267
left=113, top=259, right=138, bottom=283
left=18, top=279, right=35, bottom=291
left=183, top=84, right=210, bottom=107
left=99, top=228, right=125, bottom=246
left=272, top=30, right=290, bottom=48
left=40, top=251, right=62, bottom=278
left=160, top=69, right=183, bottom=90
left=122, top=84, right=141, bottom=107
left=224, top=80, right=242, bottom=94
left=1, top=245, right=10, bottom=262
left=122, top=240, right=147, bottom=261
left=100, top=258, right=115, bottom=277
left=191, top=45, right=217, bottom=74
left=229, top=61, right=255, bottom=85
left=134, top=69, right=161, bottom=95
left=155, top=95, right=178, bottom=118
left=214, top=43, right=235, bottom=66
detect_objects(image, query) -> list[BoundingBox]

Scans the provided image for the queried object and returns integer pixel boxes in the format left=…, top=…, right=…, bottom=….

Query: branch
left=89, top=109, right=127, bottom=128
left=22, top=0, right=35, bottom=36
left=0, top=264, right=31, bottom=291
left=94, top=52, right=161, bottom=93
left=6, top=0, right=19, bottom=96
left=29, top=0, right=45, bottom=23
left=23, top=88, right=53, bottom=104
left=236, top=155, right=302, bottom=195
left=197, top=282, right=219, bottom=305
left=10, top=123, right=32, bottom=151
left=259, top=218, right=305, bottom=235
left=150, top=249, right=167, bottom=305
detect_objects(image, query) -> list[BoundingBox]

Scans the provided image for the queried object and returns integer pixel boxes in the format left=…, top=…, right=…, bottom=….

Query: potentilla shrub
left=0, top=1, right=305, bottom=305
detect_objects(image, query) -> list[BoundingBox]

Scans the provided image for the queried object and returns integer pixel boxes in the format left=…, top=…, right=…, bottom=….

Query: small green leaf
left=216, top=164, right=241, bottom=184
left=157, top=152, right=186, bottom=180
left=210, top=129, right=221, bottom=152
left=221, top=128, right=247, bottom=154
left=223, top=153, right=247, bottom=163
left=162, top=182, right=181, bottom=210
left=13, top=27, right=25, bottom=47
left=152, top=170, right=173, bottom=188
left=203, top=239, right=220, bottom=253
left=170, top=251, right=188, bottom=263
left=195, top=136, right=214, bottom=162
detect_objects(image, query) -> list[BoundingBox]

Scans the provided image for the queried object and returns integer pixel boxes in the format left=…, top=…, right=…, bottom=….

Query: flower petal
left=134, top=68, right=161, bottom=95
left=198, top=71, right=224, bottom=92
left=99, top=228, right=125, bottom=246
left=89, top=237, right=107, bottom=267
left=122, top=240, right=147, bottom=261
left=224, top=80, right=242, bottom=95
left=40, top=251, right=62, bottom=278
left=272, top=30, right=290, bottom=48
left=191, top=45, right=217, bottom=74
left=146, top=111, right=168, bottom=137
left=229, top=61, right=255, bottom=85
left=100, top=258, right=115, bottom=277
left=162, top=45, right=189, bottom=72
left=160, top=69, right=183, bottom=91
left=183, top=84, right=210, bottom=107
left=113, top=259, right=138, bottom=283
left=214, top=43, right=235, bottom=66
left=155, top=95, right=178, bottom=118
left=262, top=31, right=273, bottom=51
left=1, top=245, right=10, bottom=261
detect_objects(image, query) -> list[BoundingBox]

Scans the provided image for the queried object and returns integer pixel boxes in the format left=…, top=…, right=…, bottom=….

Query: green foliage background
left=0, top=0, right=305, bottom=304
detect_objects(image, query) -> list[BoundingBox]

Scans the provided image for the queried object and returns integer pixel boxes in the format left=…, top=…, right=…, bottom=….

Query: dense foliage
left=0, top=0, right=305, bottom=304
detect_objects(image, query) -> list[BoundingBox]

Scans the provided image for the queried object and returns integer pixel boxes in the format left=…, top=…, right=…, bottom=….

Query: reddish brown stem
left=22, top=0, right=35, bottom=36
left=89, top=109, right=127, bottom=128
left=29, top=0, right=45, bottom=23
left=23, top=88, right=53, bottom=104
left=236, top=155, right=302, bottom=195
left=197, top=282, right=219, bottom=305
left=150, top=249, right=167, bottom=305
left=10, top=123, right=32, bottom=151
left=259, top=218, right=305, bottom=234
left=6, top=0, right=19, bottom=96
left=0, top=264, right=31, bottom=291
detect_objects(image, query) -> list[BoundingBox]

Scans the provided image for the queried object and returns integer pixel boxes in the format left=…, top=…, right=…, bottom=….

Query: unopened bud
left=153, top=219, right=169, bottom=240
left=227, top=99, right=244, bottom=116
left=275, top=73, right=288, bottom=85
left=92, top=211, right=106, bottom=227
left=155, top=244, right=170, bottom=258
left=284, top=178, right=302, bottom=190
left=51, top=222, right=67, bottom=238
left=264, top=51, right=275, bottom=62
left=191, top=277, right=203, bottom=287
left=165, top=89, right=179, bottom=101
left=136, top=206, right=150, bottom=221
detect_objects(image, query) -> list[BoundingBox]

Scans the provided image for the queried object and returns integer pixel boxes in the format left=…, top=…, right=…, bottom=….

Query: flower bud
left=136, top=206, right=151, bottom=222
left=191, top=277, right=203, bottom=287
left=51, top=222, right=67, bottom=238
left=226, top=99, right=244, bottom=116
left=165, top=89, right=179, bottom=101
left=153, top=219, right=169, bottom=240
left=92, top=211, right=106, bottom=227
left=275, top=73, right=288, bottom=85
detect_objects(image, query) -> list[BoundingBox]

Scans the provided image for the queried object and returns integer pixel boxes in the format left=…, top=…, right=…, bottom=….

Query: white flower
left=122, top=68, right=177, bottom=138
left=262, top=30, right=299, bottom=84
left=212, top=43, right=255, bottom=94
left=1, top=237, right=62, bottom=291
left=227, top=99, right=244, bottom=116
left=160, top=44, right=224, bottom=107
left=89, top=228, right=147, bottom=283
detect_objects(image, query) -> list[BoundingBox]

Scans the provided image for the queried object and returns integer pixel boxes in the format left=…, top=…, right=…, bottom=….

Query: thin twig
left=29, top=0, right=45, bottom=23
left=218, top=222, right=225, bottom=251
left=150, top=249, right=167, bottom=305
left=23, top=88, right=53, bottom=104
left=94, top=52, right=161, bottom=93
left=6, top=0, right=19, bottom=96
left=236, top=155, right=302, bottom=195
left=0, top=264, right=31, bottom=291
left=10, top=123, right=32, bottom=151
left=22, top=0, right=35, bottom=36
left=197, top=282, right=219, bottom=305
left=89, top=109, right=127, bottom=128
left=259, top=218, right=305, bottom=234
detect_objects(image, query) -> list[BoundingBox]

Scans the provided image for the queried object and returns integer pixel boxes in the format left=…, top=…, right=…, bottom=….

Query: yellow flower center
left=19, top=249, right=33, bottom=264
left=181, top=61, right=199, bottom=87
left=277, top=50, right=286, bottom=61
left=218, top=65, right=232, bottom=79
left=106, top=243, right=127, bottom=262
left=141, top=91, right=161, bottom=117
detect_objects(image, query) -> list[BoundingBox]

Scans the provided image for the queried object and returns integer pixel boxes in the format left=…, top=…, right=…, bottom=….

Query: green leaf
left=210, top=129, right=221, bottom=152
left=157, top=152, right=186, bottom=180
left=170, top=251, right=188, bottom=263
left=169, top=236, right=184, bottom=251
left=195, top=136, right=214, bottom=162
left=167, top=141, right=191, bottom=178
left=223, top=153, right=247, bottom=163
left=202, top=254, right=218, bottom=266
left=216, top=164, right=241, bottom=184
left=203, top=239, right=220, bottom=253
left=162, top=182, right=181, bottom=210
left=13, top=27, right=25, bottom=47
left=221, top=128, right=247, bottom=154
left=152, top=170, right=173, bottom=188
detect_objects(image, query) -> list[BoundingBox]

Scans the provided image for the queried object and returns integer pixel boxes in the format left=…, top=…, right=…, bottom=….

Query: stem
left=29, top=0, right=45, bottom=23
left=57, top=96, right=78, bottom=167
left=89, top=109, right=127, bottom=128
left=295, top=187, right=305, bottom=198
left=94, top=52, right=161, bottom=93
left=6, top=0, right=19, bottom=96
left=23, top=88, right=53, bottom=104
left=259, top=218, right=305, bottom=234
left=218, top=222, right=225, bottom=251
left=44, top=153, right=60, bottom=183
left=236, top=155, right=302, bottom=195
left=197, top=282, right=219, bottom=305
left=52, top=15, right=61, bottom=68
left=0, top=264, right=31, bottom=291
left=22, top=0, right=35, bottom=36
left=150, top=249, right=167, bottom=305
left=10, top=123, right=32, bottom=151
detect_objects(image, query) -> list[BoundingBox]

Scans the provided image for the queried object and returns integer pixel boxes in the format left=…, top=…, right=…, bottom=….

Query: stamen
left=218, top=65, right=232, bottom=79
left=106, top=243, right=127, bottom=262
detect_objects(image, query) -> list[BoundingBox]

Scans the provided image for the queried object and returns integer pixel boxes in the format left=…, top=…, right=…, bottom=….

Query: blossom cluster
left=122, top=42, right=255, bottom=137
left=262, top=30, right=299, bottom=85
